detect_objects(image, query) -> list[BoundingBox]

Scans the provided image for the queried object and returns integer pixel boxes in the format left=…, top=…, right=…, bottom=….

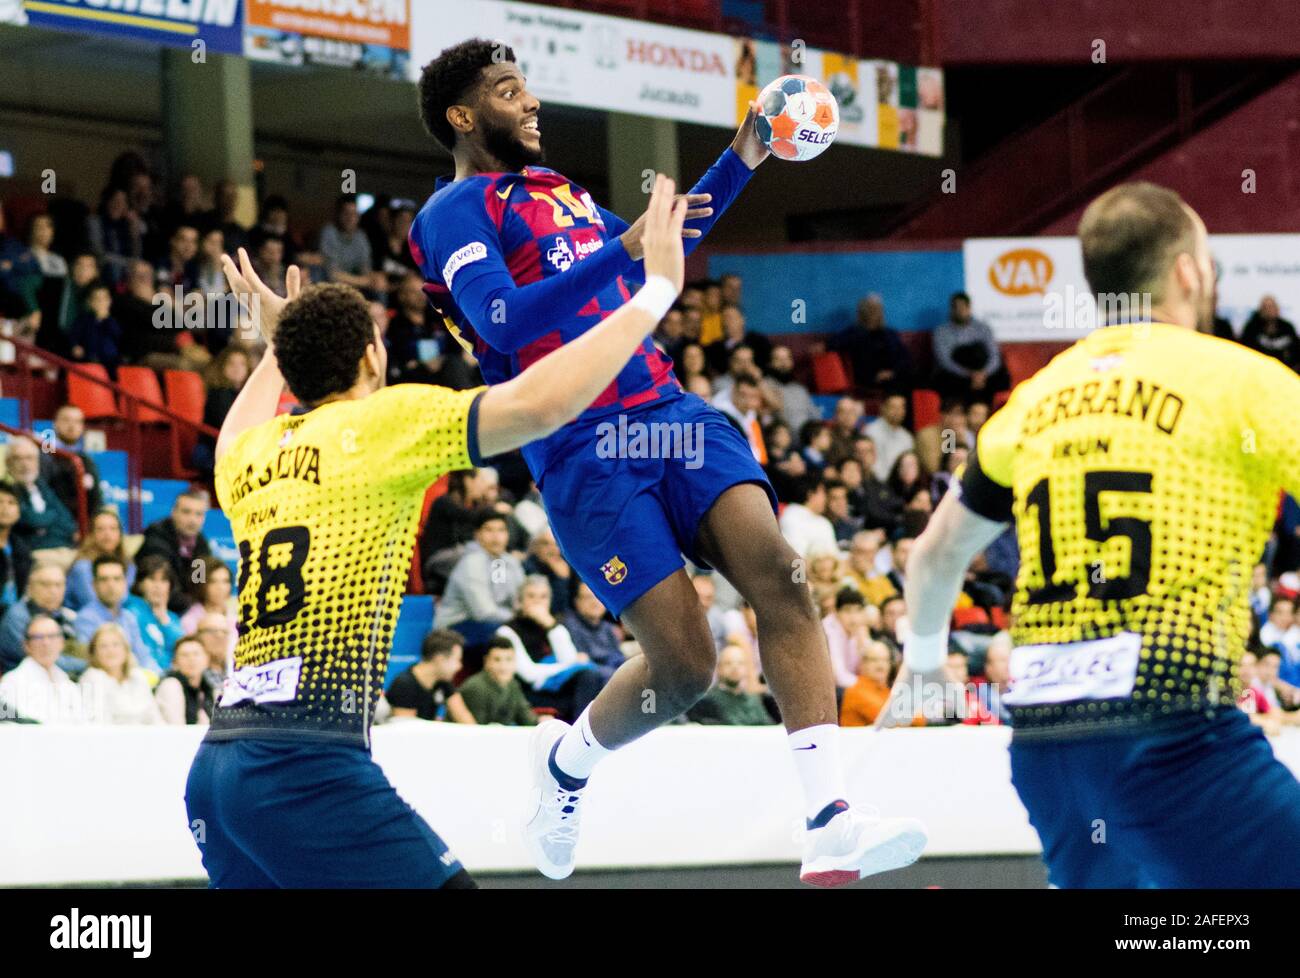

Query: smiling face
left=470, top=62, right=543, bottom=171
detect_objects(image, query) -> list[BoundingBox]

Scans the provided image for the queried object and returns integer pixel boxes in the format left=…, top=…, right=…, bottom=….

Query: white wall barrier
left=3, top=724, right=1299, bottom=886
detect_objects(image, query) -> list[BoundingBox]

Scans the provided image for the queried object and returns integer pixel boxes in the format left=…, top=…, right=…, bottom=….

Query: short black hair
left=1078, top=182, right=1197, bottom=301
left=0, top=482, right=20, bottom=506
left=1257, top=647, right=1282, bottom=661
left=474, top=508, right=508, bottom=532
left=92, top=554, right=126, bottom=577
left=421, top=628, right=464, bottom=661
left=835, top=587, right=865, bottom=610
left=418, top=38, right=515, bottom=151
left=335, top=193, right=358, bottom=214
left=794, top=475, right=824, bottom=504
left=487, top=635, right=515, bottom=653
left=950, top=291, right=970, bottom=305
left=274, top=283, right=376, bottom=405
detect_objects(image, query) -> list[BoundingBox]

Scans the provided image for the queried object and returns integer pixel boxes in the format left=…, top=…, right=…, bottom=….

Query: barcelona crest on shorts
left=601, top=556, right=628, bottom=585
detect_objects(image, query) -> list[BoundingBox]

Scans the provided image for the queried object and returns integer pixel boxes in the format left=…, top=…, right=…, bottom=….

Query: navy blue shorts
left=1009, top=708, right=1300, bottom=888
left=185, top=738, right=467, bottom=888
left=539, top=393, right=775, bottom=617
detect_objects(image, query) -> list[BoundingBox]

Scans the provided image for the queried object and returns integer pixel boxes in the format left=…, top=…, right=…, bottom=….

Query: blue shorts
left=539, top=393, right=775, bottom=617
left=1009, top=708, right=1300, bottom=888
left=185, top=738, right=467, bottom=888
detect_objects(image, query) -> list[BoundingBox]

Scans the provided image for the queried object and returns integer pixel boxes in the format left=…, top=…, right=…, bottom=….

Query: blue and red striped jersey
left=409, top=148, right=753, bottom=477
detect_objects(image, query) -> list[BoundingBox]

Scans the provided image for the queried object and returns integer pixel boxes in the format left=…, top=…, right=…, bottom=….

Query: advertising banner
left=19, top=0, right=244, bottom=53
left=244, top=0, right=408, bottom=79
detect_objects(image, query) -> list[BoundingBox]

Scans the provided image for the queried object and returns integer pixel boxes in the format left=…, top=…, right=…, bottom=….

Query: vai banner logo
left=989, top=247, right=1054, bottom=296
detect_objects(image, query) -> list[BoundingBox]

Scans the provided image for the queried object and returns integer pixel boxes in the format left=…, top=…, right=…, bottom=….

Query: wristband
left=628, top=274, right=677, bottom=321
left=903, top=628, right=949, bottom=672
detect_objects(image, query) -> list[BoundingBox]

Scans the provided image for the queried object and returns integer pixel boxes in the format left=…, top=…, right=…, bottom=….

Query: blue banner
left=23, top=0, right=244, bottom=54
left=709, top=249, right=964, bottom=335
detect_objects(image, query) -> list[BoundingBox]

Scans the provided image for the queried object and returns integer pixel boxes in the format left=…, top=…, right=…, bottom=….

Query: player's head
left=1078, top=182, right=1213, bottom=331
left=484, top=636, right=517, bottom=685
left=274, top=283, right=387, bottom=406
left=418, top=38, right=543, bottom=170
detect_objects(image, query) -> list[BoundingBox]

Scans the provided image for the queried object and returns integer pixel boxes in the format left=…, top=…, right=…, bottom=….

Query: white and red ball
left=754, top=74, right=839, bottom=162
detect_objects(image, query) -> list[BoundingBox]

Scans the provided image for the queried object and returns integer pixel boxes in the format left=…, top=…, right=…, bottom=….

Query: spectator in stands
left=884, top=536, right=913, bottom=596
left=686, top=643, right=773, bottom=726
left=823, top=587, right=870, bottom=690
left=931, top=445, right=968, bottom=505
left=1237, top=650, right=1282, bottom=735
left=0, top=613, right=83, bottom=724
left=436, top=510, right=525, bottom=634
left=376, top=200, right=419, bottom=289
left=915, top=398, right=973, bottom=475
left=162, top=175, right=207, bottom=238
left=714, top=374, right=767, bottom=464
left=967, top=631, right=1011, bottom=726
left=849, top=437, right=904, bottom=533
left=705, top=304, right=770, bottom=375
left=697, top=279, right=724, bottom=346
left=156, top=223, right=199, bottom=293
left=57, top=253, right=101, bottom=335
left=562, top=581, right=626, bottom=684
left=65, top=508, right=132, bottom=611
left=523, top=529, right=575, bottom=615
left=841, top=641, right=920, bottom=727
left=7, top=435, right=77, bottom=556
left=136, top=489, right=211, bottom=612
left=676, top=341, right=708, bottom=391
left=73, top=555, right=155, bottom=672
left=0, top=482, right=28, bottom=617
left=876, top=594, right=907, bottom=659
left=125, top=555, right=185, bottom=673
left=827, top=294, right=912, bottom=393
left=420, top=468, right=493, bottom=590
left=654, top=304, right=686, bottom=364
left=320, top=194, right=378, bottom=295
left=251, top=235, right=287, bottom=297
left=779, top=476, right=837, bottom=560
left=386, top=628, right=475, bottom=723
left=932, top=292, right=1009, bottom=403
left=799, top=420, right=832, bottom=476
left=1260, top=594, right=1300, bottom=684
left=886, top=451, right=929, bottom=512
left=41, top=404, right=103, bottom=519
left=68, top=282, right=122, bottom=372
left=179, top=556, right=237, bottom=659
left=456, top=636, right=537, bottom=726
left=205, top=180, right=247, bottom=256
left=80, top=622, right=161, bottom=724
left=115, top=258, right=204, bottom=370
left=840, top=530, right=897, bottom=606
left=720, top=272, right=742, bottom=308
left=27, top=213, right=69, bottom=353
left=497, top=575, right=600, bottom=722
left=85, top=186, right=142, bottom=286
left=1254, top=648, right=1300, bottom=715
left=195, top=345, right=252, bottom=471
left=764, top=345, right=819, bottom=436
left=762, top=419, right=807, bottom=503
left=193, top=229, right=231, bottom=349
left=826, top=397, right=867, bottom=468
left=1250, top=563, right=1271, bottom=626
left=691, top=573, right=729, bottom=652
left=825, top=479, right=862, bottom=543
left=1241, top=295, right=1299, bottom=369
left=864, top=393, right=914, bottom=482
left=966, top=401, right=990, bottom=437
left=155, top=634, right=215, bottom=726
left=0, top=562, right=79, bottom=675
left=196, top=611, right=231, bottom=681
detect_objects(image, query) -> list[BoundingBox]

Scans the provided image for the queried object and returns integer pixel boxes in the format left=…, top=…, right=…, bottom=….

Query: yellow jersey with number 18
left=958, top=323, right=1300, bottom=737
left=207, top=383, right=485, bottom=747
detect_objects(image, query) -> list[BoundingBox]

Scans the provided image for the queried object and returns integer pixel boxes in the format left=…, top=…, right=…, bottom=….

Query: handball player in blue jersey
left=411, top=39, right=926, bottom=885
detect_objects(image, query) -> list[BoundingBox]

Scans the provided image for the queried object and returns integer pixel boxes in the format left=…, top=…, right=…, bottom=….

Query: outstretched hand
left=619, top=189, right=711, bottom=261
left=221, top=247, right=303, bottom=345
left=730, top=98, right=770, bottom=170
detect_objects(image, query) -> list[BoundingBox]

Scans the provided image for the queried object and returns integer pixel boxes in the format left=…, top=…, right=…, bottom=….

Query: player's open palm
left=640, top=173, right=688, bottom=293
left=221, top=246, right=303, bottom=345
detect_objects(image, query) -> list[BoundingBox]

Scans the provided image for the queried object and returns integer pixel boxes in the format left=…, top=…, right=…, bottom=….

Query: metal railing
left=0, top=336, right=218, bottom=533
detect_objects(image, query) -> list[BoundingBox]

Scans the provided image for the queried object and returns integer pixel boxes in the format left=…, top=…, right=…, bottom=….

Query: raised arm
left=475, top=174, right=685, bottom=458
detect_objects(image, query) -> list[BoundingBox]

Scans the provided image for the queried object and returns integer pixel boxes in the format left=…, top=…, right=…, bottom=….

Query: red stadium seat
left=952, top=606, right=991, bottom=630
left=912, top=388, right=940, bottom=430
left=164, top=369, right=206, bottom=473
left=116, top=366, right=169, bottom=423
left=406, top=475, right=451, bottom=595
left=66, top=364, right=117, bottom=422
left=812, top=351, right=852, bottom=393
left=993, top=390, right=1011, bottom=409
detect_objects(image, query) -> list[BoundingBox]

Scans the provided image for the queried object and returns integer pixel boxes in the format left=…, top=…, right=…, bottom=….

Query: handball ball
left=754, top=74, right=839, bottom=161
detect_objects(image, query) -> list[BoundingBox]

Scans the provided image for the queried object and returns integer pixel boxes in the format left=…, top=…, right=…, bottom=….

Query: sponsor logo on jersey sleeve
left=442, top=241, right=488, bottom=287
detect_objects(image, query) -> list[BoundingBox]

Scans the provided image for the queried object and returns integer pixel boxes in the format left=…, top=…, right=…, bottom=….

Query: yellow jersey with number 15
left=207, top=383, right=485, bottom=748
left=958, top=322, right=1300, bottom=737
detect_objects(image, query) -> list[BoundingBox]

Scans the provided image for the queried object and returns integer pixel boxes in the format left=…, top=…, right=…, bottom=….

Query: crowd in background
left=1, top=153, right=1298, bottom=733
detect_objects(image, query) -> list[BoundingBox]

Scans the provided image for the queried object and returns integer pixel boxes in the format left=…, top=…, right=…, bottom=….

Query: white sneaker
left=799, top=807, right=928, bottom=887
left=522, top=719, right=587, bottom=880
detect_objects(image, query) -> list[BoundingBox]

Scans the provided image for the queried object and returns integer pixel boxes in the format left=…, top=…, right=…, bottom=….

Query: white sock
left=788, top=724, right=849, bottom=823
left=552, top=707, right=612, bottom=782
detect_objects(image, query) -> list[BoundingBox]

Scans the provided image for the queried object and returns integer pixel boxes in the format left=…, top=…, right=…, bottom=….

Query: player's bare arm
left=476, top=173, right=686, bottom=458
left=214, top=248, right=304, bottom=464
left=876, top=488, right=1006, bottom=729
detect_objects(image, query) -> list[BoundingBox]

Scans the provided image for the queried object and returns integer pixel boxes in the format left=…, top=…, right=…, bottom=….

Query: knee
left=648, top=652, right=716, bottom=714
